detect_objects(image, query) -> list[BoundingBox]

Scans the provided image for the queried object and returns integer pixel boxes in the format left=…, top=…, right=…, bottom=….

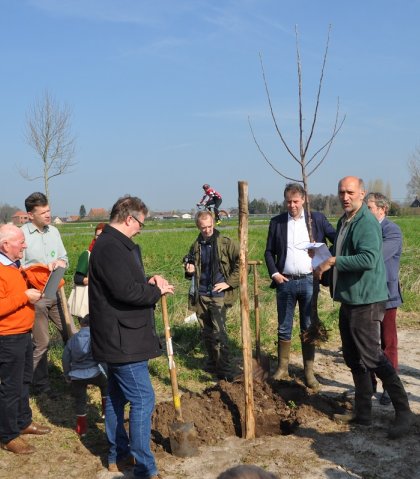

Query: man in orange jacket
left=0, top=224, right=51, bottom=455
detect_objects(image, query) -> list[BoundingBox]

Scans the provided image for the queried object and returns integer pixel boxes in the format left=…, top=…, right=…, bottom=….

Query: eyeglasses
left=131, top=215, right=145, bottom=229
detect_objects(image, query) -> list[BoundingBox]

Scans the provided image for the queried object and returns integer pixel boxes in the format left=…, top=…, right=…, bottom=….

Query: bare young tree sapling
left=249, top=25, right=345, bottom=343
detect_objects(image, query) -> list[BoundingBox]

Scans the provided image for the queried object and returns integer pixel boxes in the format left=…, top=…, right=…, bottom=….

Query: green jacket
left=332, top=203, right=388, bottom=305
left=187, top=232, right=240, bottom=310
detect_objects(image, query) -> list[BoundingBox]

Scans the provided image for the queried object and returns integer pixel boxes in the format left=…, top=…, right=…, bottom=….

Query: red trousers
left=381, top=308, right=398, bottom=370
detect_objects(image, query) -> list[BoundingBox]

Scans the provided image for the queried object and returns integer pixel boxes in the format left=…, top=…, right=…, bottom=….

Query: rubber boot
left=381, top=373, right=414, bottom=439
left=101, top=397, right=106, bottom=419
left=272, top=340, right=291, bottom=381
left=203, top=339, right=217, bottom=374
left=216, top=343, right=234, bottom=382
left=301, top=342, right=320, bottom=391
left=75, top=415, right=87, bottom=437
left=334, top=372, right=373, bottom=425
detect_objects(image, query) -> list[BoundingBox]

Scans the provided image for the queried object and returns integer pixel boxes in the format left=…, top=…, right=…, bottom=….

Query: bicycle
left=196, top=204, right=230, bottom=223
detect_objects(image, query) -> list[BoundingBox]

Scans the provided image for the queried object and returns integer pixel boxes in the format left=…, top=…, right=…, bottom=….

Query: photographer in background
left=184, top=210, right=240, bottom=381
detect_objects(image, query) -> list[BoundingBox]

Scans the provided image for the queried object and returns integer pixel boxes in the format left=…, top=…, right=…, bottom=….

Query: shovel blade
left=169, top=420, right=199, bottom=457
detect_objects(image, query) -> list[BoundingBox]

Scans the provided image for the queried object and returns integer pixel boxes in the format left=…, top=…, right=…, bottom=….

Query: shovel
left=161, top=294, right=198, bottom=457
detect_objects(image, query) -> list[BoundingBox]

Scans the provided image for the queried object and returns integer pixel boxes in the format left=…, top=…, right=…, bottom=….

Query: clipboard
left=42, top=266, right=66, bottom=299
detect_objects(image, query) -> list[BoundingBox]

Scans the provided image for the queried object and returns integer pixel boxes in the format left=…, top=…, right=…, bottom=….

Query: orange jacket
left=0, top=264, right=35, bottom=335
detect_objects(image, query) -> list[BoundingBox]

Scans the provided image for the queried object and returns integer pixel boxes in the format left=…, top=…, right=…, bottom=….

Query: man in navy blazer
left=265, top=183, right=336, bottom=390
left=367, top=192, right=403, bottom=405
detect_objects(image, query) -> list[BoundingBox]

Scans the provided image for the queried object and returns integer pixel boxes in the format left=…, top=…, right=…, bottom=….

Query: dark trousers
left=196, top=295, right=231, bottom=374
left=339, top=302, right=394, bottom=378
left=206, top=198, right=222, bottom=219
left=70, top=373, right=108, bottom=416
left=32, top=295, right=68, bottom=393
left=0, top=332, right=33, bottom=443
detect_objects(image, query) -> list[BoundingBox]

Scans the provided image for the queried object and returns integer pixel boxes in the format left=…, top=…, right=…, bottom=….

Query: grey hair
left=365, top=192, right=390, bottom=214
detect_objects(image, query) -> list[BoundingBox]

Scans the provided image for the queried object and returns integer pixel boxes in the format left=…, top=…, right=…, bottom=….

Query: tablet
left=42, top=266, right=66, bottom=299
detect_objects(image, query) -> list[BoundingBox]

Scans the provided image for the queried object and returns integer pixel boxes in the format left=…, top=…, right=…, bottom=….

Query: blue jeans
left=105, top=361, right=157, bottom=478
left=276, top=275, right=313, bottom=341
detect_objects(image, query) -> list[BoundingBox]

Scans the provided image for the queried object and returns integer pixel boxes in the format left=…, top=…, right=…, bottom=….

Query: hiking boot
left=108, top=455, right=135, bottom=472
left=388, top=410, right=414, bottom=439
left=333, top=412, right=372, bottom=426
left=379, top=390, right=392, bottom=406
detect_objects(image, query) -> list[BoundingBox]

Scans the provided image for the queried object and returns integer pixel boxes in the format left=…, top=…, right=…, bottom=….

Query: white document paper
left=295, top=242, right=332, bottom=269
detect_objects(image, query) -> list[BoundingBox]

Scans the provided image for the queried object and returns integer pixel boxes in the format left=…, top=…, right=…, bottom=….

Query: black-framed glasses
left=131, top=215, right=145, bottom=229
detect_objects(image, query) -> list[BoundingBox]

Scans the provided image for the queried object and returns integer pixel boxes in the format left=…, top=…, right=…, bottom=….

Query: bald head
left=0, top=224, right=27, bottom=261
left=338, top=176, right=366, bottom=217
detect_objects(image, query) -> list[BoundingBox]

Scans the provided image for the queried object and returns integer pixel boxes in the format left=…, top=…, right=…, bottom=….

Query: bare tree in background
left=407, top=146, right=420, bottom=199
left=20, top=91, right=76, bottom=203
left=249, top=25, right=345, bottom=343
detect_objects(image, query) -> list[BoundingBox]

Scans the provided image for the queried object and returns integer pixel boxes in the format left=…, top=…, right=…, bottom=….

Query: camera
left=182, top=253, right=195, bottom=265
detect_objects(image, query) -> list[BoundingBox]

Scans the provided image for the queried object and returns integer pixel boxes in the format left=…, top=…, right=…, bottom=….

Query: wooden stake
left=238, top=181, right=255, bottom=439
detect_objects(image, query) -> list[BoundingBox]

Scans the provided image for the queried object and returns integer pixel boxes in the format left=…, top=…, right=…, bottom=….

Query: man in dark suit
left=264, top=183, right=336, bottom=390
left=366, top=192, right=403, bottom=405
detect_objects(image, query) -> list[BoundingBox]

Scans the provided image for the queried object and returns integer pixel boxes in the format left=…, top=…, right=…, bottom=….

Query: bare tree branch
left=248, top=117, right=301, bottom=182
left=259, top=53, right=300, bottom=165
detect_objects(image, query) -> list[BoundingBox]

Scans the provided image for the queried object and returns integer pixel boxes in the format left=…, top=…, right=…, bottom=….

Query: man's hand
left=272, top=273, right=289, bottom=285
left=314, top=257, right=336, bottom=281
left=185, top=263, right=195, bottom=274
left=48, top=259, right=67, bottom=271
left=25, top=288, right=42, bottom=304
left=148, top=275, right=175, bottom=295
left=212, top=282, right=230, bottom=293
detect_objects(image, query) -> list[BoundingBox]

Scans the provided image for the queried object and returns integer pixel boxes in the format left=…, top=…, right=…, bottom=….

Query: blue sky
left=1, top=0, right=419, bottom=216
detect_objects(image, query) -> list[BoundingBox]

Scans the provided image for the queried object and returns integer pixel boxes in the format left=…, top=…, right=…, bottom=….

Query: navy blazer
left=264, top=211, right=336, bottom=285
left=381, top=217, right=403, bottom=309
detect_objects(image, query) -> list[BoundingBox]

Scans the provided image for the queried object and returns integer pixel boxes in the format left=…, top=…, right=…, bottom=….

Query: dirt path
left=0, top=329, right=419, bottom=479
left=147, top=329, right=420, bottom=479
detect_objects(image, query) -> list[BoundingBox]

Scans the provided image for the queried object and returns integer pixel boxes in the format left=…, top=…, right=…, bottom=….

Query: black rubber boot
left=301, top=342, right=320, bottom=391
left=272, top=340, right=291, bottom=381
left=381, top=373, right=414, bottom=439
left=203, top=339, right=217, bottom=373
left=334, top=371, right=373, bottom=426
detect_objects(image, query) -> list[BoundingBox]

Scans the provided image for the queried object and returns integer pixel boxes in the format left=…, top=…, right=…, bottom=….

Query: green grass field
left=49, top=214, right=420, bottom=392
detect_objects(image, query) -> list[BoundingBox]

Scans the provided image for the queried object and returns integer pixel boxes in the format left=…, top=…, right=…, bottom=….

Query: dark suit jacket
left=264, top=211, right=336, bottom=286
left=381, top=217, right=403, bottom=309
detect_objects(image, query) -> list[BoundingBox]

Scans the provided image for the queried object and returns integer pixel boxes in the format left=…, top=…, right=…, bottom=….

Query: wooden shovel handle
left=161, top=294, right=183, bottom=422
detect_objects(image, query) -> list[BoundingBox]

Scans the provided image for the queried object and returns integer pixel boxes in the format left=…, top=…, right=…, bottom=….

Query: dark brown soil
left=151, top=375, right=346, bottom=454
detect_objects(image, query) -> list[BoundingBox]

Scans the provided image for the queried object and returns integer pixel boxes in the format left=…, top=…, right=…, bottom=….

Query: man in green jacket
left=184, top=211, right=240, bottom=381
left=315, top=176, right=413, bottom=439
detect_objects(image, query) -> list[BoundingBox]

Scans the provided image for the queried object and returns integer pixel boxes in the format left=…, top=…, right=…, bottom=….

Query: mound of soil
left=151, top=376, right=346, bottom=454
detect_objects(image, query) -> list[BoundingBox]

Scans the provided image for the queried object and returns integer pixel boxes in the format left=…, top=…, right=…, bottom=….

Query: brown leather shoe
left=108, top=455, right=135, bottom=472
left=20, top=422, right=51, bottom=435
left=0, top=437, right=35, bottom=454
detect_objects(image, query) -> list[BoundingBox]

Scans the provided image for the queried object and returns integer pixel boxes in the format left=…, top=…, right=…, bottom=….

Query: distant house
left=67, top=215, right=80, bottom=222
left=11, top=210, right=29, bottom=225
left=410, top=196, right=420, bottom=207
left=87, top=208, right=109, bottom=219
left=181, top=213, right=192, bottom=219
left=53, top=217, right=63, bottom=225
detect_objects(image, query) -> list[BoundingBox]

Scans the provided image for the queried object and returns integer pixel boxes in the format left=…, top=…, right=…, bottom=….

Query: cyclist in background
left=197, top=184, right=223, bottom=224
